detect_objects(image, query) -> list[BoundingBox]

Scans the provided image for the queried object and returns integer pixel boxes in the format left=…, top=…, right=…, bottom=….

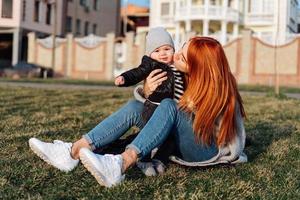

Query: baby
left=115, top=27, right=185, bottom=124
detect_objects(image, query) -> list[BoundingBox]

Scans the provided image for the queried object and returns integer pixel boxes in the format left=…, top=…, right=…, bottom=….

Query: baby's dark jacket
left=120, top=55, right=175, bottom=103
left=119, top=55, right=177, bottom=124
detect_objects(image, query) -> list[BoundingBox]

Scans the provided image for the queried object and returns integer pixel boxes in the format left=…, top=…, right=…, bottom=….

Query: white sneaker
left=28, top=138, right=79, bottom=172
left=79, top=148, right=125, bottom=187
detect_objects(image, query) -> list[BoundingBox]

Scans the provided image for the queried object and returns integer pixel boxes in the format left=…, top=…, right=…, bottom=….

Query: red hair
left=179, top=37, right=246, bottom=147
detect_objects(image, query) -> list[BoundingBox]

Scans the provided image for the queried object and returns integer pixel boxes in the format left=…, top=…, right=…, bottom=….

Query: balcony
left=175, top=5, right=240, bottom=23
left=244, top=13, right=275, bottom=26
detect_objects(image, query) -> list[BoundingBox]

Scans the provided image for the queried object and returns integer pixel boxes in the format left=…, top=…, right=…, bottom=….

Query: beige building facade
left=149, top=0, right=300, bottom=48
left=0, top=0, right=120, bottom=67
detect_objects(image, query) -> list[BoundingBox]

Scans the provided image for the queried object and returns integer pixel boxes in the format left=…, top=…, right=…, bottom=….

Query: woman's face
left=173, top=42, right=189, bottom=73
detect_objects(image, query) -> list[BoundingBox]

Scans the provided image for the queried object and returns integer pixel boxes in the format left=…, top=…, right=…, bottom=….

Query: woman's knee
left=161, top=98, right=176, bottom=107
left=160, top=98, right=177, bottom=112
left=124, top=100, right=143, bottom=113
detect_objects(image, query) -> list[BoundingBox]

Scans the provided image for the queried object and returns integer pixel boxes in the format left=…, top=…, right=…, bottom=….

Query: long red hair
left=179, top=37, right=246, bottom=147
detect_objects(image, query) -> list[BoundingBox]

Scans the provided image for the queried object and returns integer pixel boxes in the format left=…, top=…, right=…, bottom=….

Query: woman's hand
left=143, top=69, right=167, bottom=98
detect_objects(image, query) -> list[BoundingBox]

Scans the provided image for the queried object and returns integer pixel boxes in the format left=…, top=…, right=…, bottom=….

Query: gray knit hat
left=145, top=27, right=174, bottom=56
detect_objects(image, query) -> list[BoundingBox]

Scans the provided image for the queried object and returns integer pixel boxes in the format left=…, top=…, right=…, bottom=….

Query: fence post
left=137, top=32, right=146, bottom=63
left=238, top=29, right=252, bottom=84
left=105, top=32, right=115, bottom=81
left=27, top=32, right=36, bottom=64
left=124, top=31, right=135, bottom=69
left=66, top=34, right=73, bottom=78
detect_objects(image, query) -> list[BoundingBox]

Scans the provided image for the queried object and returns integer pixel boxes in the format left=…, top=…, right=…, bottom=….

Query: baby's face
left=150, top=45, right=174, bottom=64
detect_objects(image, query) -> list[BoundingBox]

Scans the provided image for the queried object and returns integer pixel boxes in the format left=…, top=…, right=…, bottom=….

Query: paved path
left=0, top=81, right=132, bottom=91
left=0, top=81, right=299, bottom=99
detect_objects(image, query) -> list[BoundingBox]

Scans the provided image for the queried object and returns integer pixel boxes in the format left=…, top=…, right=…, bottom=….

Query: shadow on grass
left=94, top=120, right=297, bottom=166
left=245, top=121, right=296, bottom=161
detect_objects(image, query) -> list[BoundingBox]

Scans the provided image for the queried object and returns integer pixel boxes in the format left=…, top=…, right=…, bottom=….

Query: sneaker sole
left=29, top=138, right=67, bottom=172
left=79, top=149, right=111, bottom=187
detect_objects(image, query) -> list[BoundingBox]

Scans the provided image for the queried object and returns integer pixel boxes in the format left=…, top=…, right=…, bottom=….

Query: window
left=93, top=24, right=97, bottom=34
left=1, top=0, right=13, bottom=18
left=211, top=0, right=216, bottom=5
left=76, top=19, right=81, bottom=35
left=84, top=21, right=89, bottom=35
left=192, top=0, right=201, bottom=5
left=80, top=0, right=87, bottom=6
left=46, top=4, right=52, bottom=25
left=34, top=0, right=40, bottom=22
left=22, top=0, right=26, bottom=21
left=161, top=3, right=170, bottom=16
left=249, top=0, right=259, bottom=13
left=66, top=16, right=72, bottom=33
left=94, top=0, right=100, bottom=11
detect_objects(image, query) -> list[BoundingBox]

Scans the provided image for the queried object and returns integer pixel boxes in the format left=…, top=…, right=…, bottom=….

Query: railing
left=176, top=5, right=239, bottom=22
left=160, top=16, right=176, bottom=26
left=245, top=13, right=274, bottom=25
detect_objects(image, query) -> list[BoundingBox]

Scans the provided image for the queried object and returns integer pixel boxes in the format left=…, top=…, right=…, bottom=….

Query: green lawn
left=0, top=86, right=299, bottom=199
left=1, top=78, right=300, bottom=94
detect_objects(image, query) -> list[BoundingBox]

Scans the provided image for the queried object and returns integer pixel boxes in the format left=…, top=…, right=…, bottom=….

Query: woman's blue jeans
left=84, top=99, right=218, bottom=162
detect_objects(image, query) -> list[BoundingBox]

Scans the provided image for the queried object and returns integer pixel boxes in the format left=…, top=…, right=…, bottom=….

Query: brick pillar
left=137, top=32, right=146, bottom=64
left=66, top=34, right=73, bottom=78
left=124, top=31, right=134, bottom=70
left=27, top=32, right=36, bottom=64
left=105, top=33, right=115, bottom=81
left=238, top=29, right=252, bottom=84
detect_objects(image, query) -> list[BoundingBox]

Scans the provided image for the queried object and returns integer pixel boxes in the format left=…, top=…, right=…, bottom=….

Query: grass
left=238, top=84, right=300, bottom=94
left=0, top=77, right=115, bottom=86
left=1, top=78, right=300, bottom=94
left=0, top=86, right=299, bottom=199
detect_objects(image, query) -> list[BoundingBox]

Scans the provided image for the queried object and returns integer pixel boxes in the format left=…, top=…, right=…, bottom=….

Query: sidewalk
left=0, top=81, right=132, bottom=91
left=0, top=81, right=299, bottom=99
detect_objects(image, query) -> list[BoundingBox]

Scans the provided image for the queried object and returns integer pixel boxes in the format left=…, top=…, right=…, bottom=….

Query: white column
left=185, top=20, right=191, bottom=32
left=203, top=20, right=209, bottom=36
left=233, top=23, right=239, bottom=38
left=223, top=0, right=228, bottom=18
left=175, top=22, right=181, bottom=50
left=235, top=0, right=239, bottom=10
left=204, top=0, right=209, bottom=16
left=221, top=21, right=227, bottom=44
left=175, top=0, right=180, bottom=17
left=187, top=0, right=192, bottom=15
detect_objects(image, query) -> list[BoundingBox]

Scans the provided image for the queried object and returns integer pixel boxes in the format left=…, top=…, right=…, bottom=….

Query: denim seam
left=92, top=112, right=141, bottom=147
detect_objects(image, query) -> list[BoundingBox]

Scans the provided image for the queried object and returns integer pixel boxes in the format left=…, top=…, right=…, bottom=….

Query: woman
left=29, top=37, right=247, bottom=188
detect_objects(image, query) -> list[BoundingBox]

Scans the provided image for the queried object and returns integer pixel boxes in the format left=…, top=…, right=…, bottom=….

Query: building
left=150, top=0, right=243, bottom=47
left=121, top=0, right=149, bottom=35
left=149, top=0, right=300, bottom=47
left=297, top=7, right=300, bottom=33
left=244, top=0, right=299, bottom=44
left=66, top=0, right=120, bottom=37
left=0, top=0, right=120, bottom=67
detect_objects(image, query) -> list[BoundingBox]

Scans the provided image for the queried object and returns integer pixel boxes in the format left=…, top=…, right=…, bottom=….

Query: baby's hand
left=115, top=76, right=125, bottom=86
